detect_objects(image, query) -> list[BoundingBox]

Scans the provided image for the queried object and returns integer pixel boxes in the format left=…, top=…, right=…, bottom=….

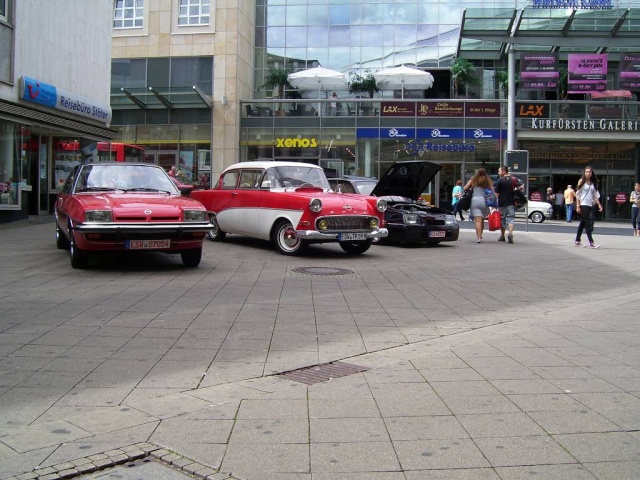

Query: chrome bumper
left=73, top=222, right=214, bottom=234
left=293, top=228, right=388, bottom=240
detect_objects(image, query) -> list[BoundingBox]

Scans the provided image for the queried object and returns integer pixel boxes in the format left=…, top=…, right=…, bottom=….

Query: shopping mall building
left=2, top=1, right=639, bottom=221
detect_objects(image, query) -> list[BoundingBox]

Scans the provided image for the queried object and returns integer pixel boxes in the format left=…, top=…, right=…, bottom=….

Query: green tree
left=451, top=58, right=481, bottom=98
left=495, top=68, right=519, bottom=98
left=260, top=66, right=293, bottom=99
left=349, top=71, right=379, bottom=98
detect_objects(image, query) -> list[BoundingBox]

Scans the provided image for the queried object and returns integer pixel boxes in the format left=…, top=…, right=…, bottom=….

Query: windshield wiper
left=122, top=187, right=173, bottom=194
left=76, top=187, right=115, bottom=192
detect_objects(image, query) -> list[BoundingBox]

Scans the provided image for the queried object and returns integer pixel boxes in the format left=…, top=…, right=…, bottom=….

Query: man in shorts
left=493, top=165, right=517, bottom=244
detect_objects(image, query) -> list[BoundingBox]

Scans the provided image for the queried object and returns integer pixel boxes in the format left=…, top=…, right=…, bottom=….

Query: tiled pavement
left=1, top=219, right=639, bottom=479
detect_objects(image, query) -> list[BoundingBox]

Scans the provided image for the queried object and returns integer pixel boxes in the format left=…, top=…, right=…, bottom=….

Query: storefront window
left=52, top=138, right=82, bottom=190
left=0, top=121, right=27, bottom=206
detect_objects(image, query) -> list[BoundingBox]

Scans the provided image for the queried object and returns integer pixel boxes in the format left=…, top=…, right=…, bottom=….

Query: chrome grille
left=112, top=215, right=181, bottom=221
left=317, top=215, right=376, bottom=231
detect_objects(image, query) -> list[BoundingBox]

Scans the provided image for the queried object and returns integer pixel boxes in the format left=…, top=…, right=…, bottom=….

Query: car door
left=223, top=169, right=266, bottom=237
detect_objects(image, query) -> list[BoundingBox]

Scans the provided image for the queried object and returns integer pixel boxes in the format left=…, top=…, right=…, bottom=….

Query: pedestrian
left=493, top=165, right=517, bottom=244
left=168, top=166, right=176, bottom=177
left=554, top=189, right=564, bottom=220
left=563, top=184, right=576, bottom=222
left=463, top=168, right=493, bottom=243
left=330, top=92, right=339, bottom=116
left=574, top=165, right=603, bottom=249
left=631, top=183, right=640, bottom=236
left=451, top=179, right=465, bottom=221
left=546, top=187, right=555, bottom=210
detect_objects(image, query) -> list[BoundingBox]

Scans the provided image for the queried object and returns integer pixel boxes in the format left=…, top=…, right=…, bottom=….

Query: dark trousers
left=632, top=207, right=639, bottom=230
left=576, top=205, right=595, bottom=244
left=452, top=202, right=465, bottom=220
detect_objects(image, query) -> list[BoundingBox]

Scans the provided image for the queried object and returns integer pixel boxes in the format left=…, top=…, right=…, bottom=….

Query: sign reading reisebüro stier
left=19, top=76, right=112, bottom=124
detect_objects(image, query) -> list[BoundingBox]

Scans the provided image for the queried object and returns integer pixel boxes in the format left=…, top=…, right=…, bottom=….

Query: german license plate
left=428, top=231, right=446, bottom=238
left=126, top=239, right=170, bottom=249
left=339, top=233, right=367, bottom=241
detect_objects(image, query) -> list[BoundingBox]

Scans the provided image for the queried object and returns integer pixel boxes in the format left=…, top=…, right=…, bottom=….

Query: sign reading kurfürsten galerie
left=524, top=118, right=640, bottom=132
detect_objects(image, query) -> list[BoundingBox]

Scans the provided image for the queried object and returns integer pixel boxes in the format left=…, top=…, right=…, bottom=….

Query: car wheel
left=207, top=215, right=226, bottom=242
left=56, top=222, right=70, bottom=250
left=530, top=211, right=544, bottom=223
left=272, top=220, right=309, bottom=256
left=69, top=227, right=89, bottom=269
left=181, top=247, right=202, bottom=267
left=339, top=240, right=372, bottom=255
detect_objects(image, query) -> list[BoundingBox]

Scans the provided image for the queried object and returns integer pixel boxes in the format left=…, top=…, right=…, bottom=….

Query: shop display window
left=0, top=121, right=28, bottom=206
left=52, top=139, right=82, bottom=190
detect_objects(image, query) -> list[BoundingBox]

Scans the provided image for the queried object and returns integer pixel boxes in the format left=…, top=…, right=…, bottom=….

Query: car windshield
left=74, top=165, right=179, bottom=194
left=270, top=166, right=330, bottom=189
left=355, top=181, right=377, bottom=195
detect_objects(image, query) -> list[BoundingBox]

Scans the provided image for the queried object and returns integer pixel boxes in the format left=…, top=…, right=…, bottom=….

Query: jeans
left=565, top=204, right=574, bottom=222
left=452, top=202, right=465, bottom=220
left=632, top=206, right=639, bottom=230
left=576, top=205, right=595, bottom=244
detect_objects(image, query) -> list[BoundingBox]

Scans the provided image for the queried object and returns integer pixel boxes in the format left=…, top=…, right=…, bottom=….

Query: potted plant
left=260, top=66, right=293, bottom=115
left=349, top=71, right=379, bottom=98
left=451, top=58, right=481, bottom=98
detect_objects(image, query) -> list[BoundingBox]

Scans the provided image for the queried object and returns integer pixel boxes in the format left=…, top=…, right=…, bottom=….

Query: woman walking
left=451, top=180, right=465, bottom=221
left=574, top=166, right=603, bottom=249
left=631, top=183, right=640, bottom=236
left=464, top=168, right=493, bottom=243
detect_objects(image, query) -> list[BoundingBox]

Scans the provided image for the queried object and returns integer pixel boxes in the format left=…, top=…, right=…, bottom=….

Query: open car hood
left=371, top=161, right=442, bottom=199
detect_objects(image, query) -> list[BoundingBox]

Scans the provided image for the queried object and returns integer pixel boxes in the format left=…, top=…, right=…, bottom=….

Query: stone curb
left=2, top=443, right=240, bottom=480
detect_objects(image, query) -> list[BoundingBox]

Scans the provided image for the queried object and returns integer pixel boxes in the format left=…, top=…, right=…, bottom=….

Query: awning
left=458, top=7, right=640, bottom=59
left=110, top=86, right=212, bottom=110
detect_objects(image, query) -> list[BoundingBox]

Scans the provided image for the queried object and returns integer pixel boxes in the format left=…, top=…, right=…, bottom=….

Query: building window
left=114, top=0, right=144, bottom=29
left=0, top=0, right=6, bottom=19
left=178, top=0, right=209, bottom=26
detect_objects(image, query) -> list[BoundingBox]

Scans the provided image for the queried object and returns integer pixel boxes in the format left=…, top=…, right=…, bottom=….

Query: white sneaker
left=589, top=243, right=600, bottom=249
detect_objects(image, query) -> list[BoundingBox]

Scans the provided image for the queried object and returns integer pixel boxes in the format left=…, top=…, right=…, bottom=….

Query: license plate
left=126, top=239, right=171, bottom=249
left=428, top=231, right=446, bottom=238
left=339, top=233, right=368, bottom=241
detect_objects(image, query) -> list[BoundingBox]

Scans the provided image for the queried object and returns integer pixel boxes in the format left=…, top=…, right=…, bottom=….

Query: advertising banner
left=619, top=54, right=640, bottom=90
left=520, top=53, right=559, bottom=90
left=568, top=54, right=607, bottom=93
left=417, top=102, right=464, bottom=117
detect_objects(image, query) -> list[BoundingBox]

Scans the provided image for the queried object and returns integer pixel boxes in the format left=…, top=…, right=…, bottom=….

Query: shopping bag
left=488, top=210, right=502, bottom=231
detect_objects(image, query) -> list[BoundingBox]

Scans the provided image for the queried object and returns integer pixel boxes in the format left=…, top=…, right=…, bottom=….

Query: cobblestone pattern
left=2, top=443, right=240, bottom=480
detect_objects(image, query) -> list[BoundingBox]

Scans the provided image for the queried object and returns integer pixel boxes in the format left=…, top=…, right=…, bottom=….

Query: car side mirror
left=178, top=186, right=193, bottom=196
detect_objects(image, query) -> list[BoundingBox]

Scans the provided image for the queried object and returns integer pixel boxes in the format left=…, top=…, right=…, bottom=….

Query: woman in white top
left=631, top=183, right=640, bottom=236
left=574, top=166, right=603, bottom=248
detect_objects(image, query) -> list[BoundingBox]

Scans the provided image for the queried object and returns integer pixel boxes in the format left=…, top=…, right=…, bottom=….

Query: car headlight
left=370, top=218, right=379, bottom=229
left=84, top=210, right=112, bottom=222
left=403, top=213, right=420, bottom=224
left=184, top=210, right=206, bottom=222
left=445, top=214, right=456, bottom=225
left=309, top=198, right=322, bottom=213
left=376, top=198, right=387, bottom=212
left=318, top=219, right=328, bottom=230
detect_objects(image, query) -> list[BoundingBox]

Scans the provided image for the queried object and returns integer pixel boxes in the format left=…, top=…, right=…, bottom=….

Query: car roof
left=224, top=161, right=322, bottom=172
left=327, top=176, right=377, bottom=182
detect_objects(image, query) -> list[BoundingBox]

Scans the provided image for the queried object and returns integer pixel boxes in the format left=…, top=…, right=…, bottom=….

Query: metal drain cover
left=77, top=458, right=194, bottom=479
left=278, top=361, right=369, bottom=385
left=291, top=266, right=354, bottom=276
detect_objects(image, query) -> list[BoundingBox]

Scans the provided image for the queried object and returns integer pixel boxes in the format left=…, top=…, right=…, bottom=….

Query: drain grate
left=291, top=266, right=355, bottom=276
left=278, top=361, right=369, bottom=385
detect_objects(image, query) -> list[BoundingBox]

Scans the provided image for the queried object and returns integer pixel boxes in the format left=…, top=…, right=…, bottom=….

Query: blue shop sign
left=356, top=128, right=379, bottom=138
left=381, top=127, right=415, bottom=139
left=464, top=129, right=504, bottom=140
left=19, top=76, right=112, bottom=124
left=417, top=128, right=464, bottom=139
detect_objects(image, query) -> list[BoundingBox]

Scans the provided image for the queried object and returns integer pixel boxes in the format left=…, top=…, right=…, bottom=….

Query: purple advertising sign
left=620, top=54, right=640, bottom=90
left=568, top=54, right=607, bottom=93
left=520, top=53, right=559, bottom=90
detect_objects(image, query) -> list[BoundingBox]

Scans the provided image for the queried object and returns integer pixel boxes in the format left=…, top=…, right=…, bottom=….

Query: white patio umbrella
left=288, top=67, right=347, bottom=114
left=373, top=65, right=434, bottom=99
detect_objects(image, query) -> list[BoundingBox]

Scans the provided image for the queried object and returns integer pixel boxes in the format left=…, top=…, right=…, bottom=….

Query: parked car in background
left=190, top=161, right=388, bottom=255
left=54, top=163, right=213, bottom=268
left=332, top=161, right=459, bottom=245
left=516, top=199, right=553, bottom=223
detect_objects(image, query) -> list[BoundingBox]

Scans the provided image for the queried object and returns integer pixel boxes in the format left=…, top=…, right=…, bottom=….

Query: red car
left=54, top=163, right=213, bottom=268
left=190, top=161, right=388, bottom=255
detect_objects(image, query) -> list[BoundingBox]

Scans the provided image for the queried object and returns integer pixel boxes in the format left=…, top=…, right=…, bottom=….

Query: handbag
left=488, top=210, right=502, bottom=231
left=457, top=188, right=472, bottom=211
left=484, top=188, right=498, bottom=207
left=512, top=177, right=527, bottom=208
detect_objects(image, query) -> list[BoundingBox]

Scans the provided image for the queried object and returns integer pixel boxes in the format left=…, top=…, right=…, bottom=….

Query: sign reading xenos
left=275, top=137, right=318, bottom=148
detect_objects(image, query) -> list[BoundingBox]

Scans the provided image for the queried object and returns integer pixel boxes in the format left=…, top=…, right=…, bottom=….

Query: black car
left=330, top=161, right=459, bottom=245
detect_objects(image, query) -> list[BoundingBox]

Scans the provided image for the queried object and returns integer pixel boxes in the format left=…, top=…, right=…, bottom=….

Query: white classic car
left=515, top=200, right=553, bottom=223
